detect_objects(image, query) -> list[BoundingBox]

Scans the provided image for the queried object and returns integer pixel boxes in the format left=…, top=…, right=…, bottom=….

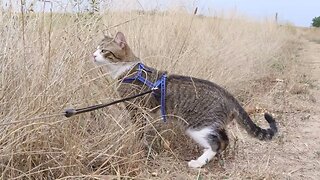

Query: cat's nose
left=92, top=54, right=97, bottom=61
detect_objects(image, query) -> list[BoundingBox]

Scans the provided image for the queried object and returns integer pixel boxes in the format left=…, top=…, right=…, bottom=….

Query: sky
left=199, top=0, right=320, bottom=27
left=1, top=0, right=320, bottom=27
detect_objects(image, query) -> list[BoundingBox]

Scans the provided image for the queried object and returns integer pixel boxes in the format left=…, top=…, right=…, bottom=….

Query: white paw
left=188, top=160, right=204, bottom=168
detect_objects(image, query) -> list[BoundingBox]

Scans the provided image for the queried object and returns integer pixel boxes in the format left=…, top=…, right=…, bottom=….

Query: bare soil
left=279, top=34, right=320, bottom=180
left=240, top=31, right=320, bottom=180
left=231, top=30, right=320, bottom=180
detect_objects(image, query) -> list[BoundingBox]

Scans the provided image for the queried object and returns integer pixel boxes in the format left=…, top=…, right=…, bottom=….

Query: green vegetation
left=312, top=16, right=320, bottom=27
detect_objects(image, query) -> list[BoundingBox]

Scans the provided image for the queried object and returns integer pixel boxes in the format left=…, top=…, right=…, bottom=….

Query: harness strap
left=123, top=63, right=167, bottom=122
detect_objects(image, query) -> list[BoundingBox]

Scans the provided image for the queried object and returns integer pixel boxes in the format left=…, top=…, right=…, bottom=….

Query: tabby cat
left=92, top=32, right=278, bottom=168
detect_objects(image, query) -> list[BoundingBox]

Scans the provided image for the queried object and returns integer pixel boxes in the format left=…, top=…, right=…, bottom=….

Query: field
left=1, top=5, right=320, bottom=180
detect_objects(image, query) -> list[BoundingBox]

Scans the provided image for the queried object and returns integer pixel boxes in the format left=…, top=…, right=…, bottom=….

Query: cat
left=92, top=32, right=278, bottom=168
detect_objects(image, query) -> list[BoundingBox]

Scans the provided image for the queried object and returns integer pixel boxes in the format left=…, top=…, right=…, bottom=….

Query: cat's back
left=167, top=74, right=229, bottom=97
left=165, top=74, right=239, bottom=126
left=166, top=74, right=238, bottom=108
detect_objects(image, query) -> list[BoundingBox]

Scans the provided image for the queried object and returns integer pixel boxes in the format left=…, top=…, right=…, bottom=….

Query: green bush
left=312, top=16, right=320, bottom=27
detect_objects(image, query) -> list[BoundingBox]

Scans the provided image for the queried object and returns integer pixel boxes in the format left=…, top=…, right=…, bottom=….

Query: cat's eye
left=101, top=49, right=108, bottom=53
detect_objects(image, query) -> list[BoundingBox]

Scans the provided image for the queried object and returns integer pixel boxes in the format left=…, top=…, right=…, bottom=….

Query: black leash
left=64, top=89, right=154, bottom=118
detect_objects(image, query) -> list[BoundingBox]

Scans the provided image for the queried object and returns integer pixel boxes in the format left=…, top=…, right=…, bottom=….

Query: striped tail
left=236, top=108, right=278, bottom=140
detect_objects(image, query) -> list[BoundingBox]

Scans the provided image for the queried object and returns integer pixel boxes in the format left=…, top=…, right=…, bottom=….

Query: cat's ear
left=114, top=32, right=127, bottom=49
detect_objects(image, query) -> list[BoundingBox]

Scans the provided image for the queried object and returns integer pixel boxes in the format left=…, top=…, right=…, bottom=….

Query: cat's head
left=93, top=32, right=139, bottom=65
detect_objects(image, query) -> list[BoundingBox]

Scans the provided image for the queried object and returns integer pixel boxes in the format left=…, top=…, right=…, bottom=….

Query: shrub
left=311, top=16, right=320, bottom=27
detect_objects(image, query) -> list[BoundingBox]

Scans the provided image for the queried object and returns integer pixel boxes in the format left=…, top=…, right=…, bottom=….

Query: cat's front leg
left=125, top=104, right=147, bottom=142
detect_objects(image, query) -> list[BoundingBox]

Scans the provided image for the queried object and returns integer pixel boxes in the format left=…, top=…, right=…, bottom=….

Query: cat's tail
left=235, top=107, right=278, bottom=140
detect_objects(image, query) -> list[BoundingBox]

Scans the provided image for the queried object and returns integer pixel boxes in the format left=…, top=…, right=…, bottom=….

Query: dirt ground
left=236, top=31, right=320, bottom=180
left=278, top=33, right=320, bottom=179
left=229, top=30, right=320, bottom=180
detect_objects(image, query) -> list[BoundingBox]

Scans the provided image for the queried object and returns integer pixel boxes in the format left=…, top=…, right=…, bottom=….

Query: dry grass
left=0, top=6, right=301, bottom=179
left=302, top=27, right=320, bottom=44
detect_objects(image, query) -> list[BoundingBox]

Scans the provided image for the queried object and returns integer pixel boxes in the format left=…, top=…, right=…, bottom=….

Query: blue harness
left=122, top=63, right=167, bottom=122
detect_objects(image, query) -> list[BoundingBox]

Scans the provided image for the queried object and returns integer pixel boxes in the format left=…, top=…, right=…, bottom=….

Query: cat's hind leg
left=186, top=127, right=229, bottom=168
left=186, top=127, right=216, bottom=168
left=210, top=129, right=229, bottom=154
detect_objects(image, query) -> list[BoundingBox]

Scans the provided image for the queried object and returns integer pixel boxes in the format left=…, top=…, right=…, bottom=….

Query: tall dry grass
left=0, top=6, right=300, bottom=179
